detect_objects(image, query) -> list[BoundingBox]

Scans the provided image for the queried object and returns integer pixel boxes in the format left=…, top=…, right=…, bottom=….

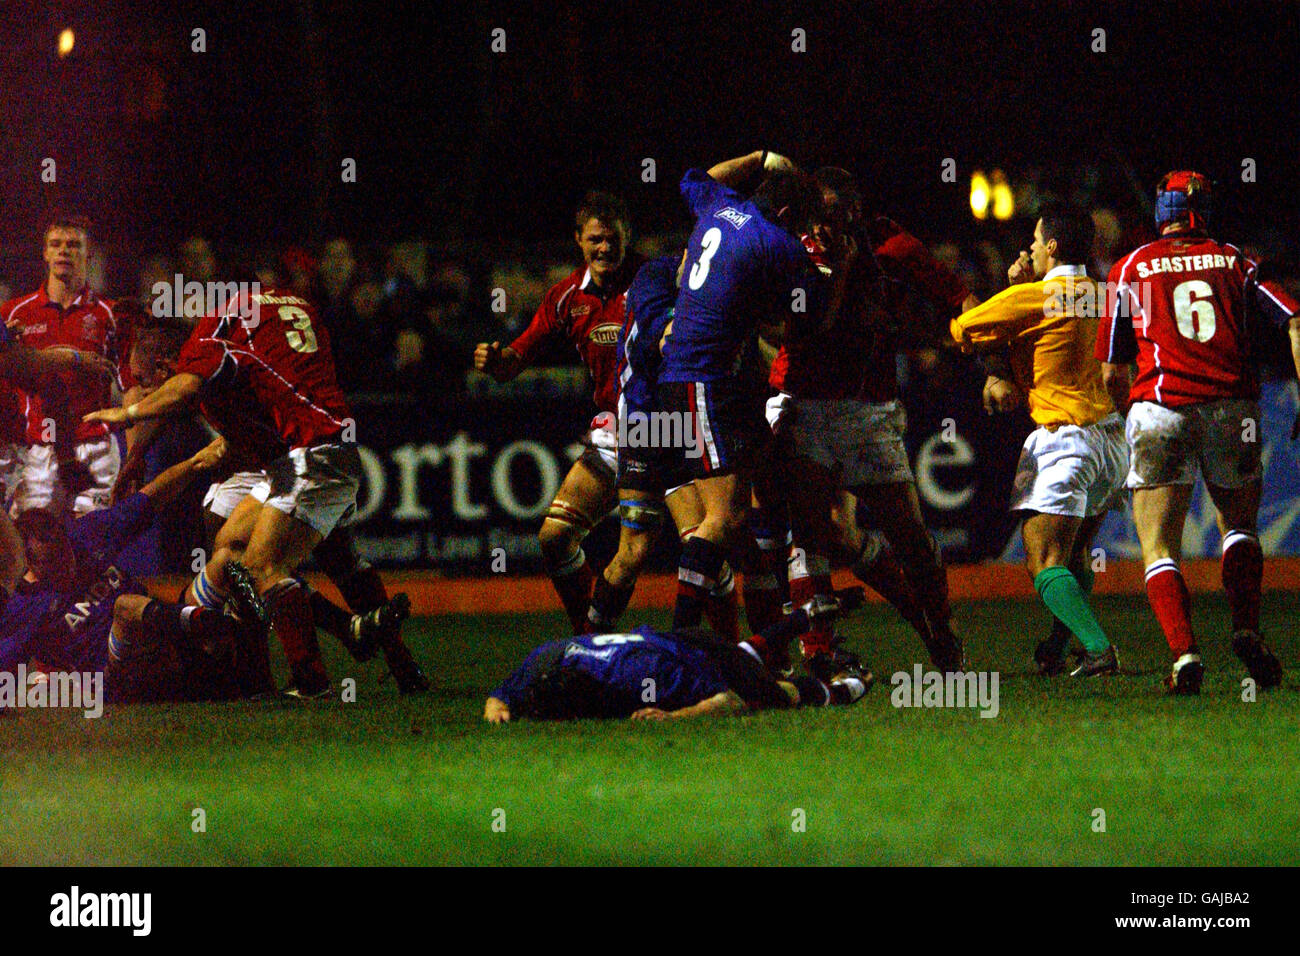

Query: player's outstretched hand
left=484, top=697, right=511, bottom=724
left=631, top=707, right=672, bottom=721
left=83, top=406, right=130, bottom=426
left=473, top=341, right=502, bottom=374
left=191, top=436, right=229, bottom=471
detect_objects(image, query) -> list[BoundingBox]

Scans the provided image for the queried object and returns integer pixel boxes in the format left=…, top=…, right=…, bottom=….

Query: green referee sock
left=1046, top=557, right=1095, bottom=652
left=1034, top=566, right=1109, bottom=654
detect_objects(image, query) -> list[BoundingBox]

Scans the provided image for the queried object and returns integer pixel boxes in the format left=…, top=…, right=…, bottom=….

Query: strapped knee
left=545, top=498, right=597, bottom=539
left=619, top=498, right=665, bottom=532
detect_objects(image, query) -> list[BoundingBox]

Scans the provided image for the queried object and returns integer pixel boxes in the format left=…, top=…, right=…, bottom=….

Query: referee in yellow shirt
left=952, top=205, right=1127, bottom=677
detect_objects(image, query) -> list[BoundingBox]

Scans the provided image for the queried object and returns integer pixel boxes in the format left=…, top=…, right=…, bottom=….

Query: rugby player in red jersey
left=2, top=216, right=129, bottom=515
left=474, top=192, right=642, bottom=633
left=86, top=285, right=364, bottom=697
left=0, top=303, right=117, bottom=613
left=108, top=309, right=425, bottom=693
left=1097, top=171, right=1300, bottom=694
left=767, top=168, right=976, bottom=675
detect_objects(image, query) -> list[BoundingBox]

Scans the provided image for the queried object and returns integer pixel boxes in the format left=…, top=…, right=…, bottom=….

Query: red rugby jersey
left=509, top=257, right=641, bottom=413
left=771, top=218, right=968, bottom=401
left=2, top=283, right=124, bottom=444
left=1097, top=233, right=1300, bottom=406
left=175, top=288, right=353, bottom=455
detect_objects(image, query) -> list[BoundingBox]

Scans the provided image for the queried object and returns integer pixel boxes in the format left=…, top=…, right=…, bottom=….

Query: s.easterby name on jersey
left=0, top=665, right=104, bottom=718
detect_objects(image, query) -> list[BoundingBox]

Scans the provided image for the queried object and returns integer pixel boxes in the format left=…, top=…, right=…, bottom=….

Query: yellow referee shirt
left=950, top=264, right=1114, bottom=428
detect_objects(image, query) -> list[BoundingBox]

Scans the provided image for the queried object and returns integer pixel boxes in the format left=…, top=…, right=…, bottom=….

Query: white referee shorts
left=1009, top=413, right=1128, bottom=518
left=10, top=437, right=121, bottom=516
left=789, top=398, right=914, bottom=487
left=251, top=444, right=361, bottom=537
left=203, top=470, right=265, bottom=520
left=1125, top=399, right=1262, bottom=489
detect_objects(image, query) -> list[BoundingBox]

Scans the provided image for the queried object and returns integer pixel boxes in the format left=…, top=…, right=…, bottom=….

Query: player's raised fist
left=1008, top=251, right=1033, bottom=284
left=473, top=340, right=502, bottom=373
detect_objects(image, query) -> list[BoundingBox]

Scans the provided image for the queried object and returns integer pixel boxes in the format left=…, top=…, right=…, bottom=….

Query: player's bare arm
left=0, top=343, right=115, bottom=390
left=706, top=150, right=795, bottom=187
left=1100, top=361, right=1131, bottom=417
left=137, top=436, right=228, bottom=506
left=83, top=371, right=203, bottom=426
left=1288, top=317, right=1300, bottom=389
left=631, top=690, right=745, bottom=720
left=483, top=696, right=511, bottom=724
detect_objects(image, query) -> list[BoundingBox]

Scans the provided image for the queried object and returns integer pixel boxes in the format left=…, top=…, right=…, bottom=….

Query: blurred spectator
left=179, top=235, right=216, bottom=284
left=138, top=255, right=173, bottom=308
left=974, top=241, right=1007, bottom=296
left=931, top=241, right=983, bottom=299
left=1091, top=208, right=1121, bottom=277
left=280, top=245, right=319, bottom=299
left=319, top=237, right=356, bottom=308
left=87, top=247, right=108, bottom=295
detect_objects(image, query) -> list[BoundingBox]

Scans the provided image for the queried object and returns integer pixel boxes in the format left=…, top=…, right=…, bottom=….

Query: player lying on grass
left=0, top=438, right=277, bottom=704
left=112, top=315, right=428, bottom=693
left=474, top=193, right=642, bottom=634
left=953, top=204, right=1127, bottom=678
left=588, top=251, right=738, bottom=638
left=767, top=167, right=975, bottom=676
left=484, top=590, right=872, bottom=722
left=1098, top=171, right=1300, bottom=694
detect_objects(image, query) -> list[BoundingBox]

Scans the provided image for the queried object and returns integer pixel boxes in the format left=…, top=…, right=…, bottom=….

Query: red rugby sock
left=1144, top=560, right=1196, bottom=657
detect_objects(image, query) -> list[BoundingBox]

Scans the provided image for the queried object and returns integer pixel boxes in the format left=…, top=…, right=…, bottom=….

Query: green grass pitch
left=4, top=592, right=1299, bottom=865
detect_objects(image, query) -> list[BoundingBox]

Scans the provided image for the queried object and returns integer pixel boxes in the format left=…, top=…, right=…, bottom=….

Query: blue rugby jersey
left=490, top=627, right=729, bottom=716
left=0, top=493, right=154, bottom=674
left=659, top=168, right=824, bottom=383
left=616, top=255, right=680, bottom=422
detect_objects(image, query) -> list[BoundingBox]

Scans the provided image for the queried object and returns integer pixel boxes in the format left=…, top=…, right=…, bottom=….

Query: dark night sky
left=1, top=0, right=1297, bottom=259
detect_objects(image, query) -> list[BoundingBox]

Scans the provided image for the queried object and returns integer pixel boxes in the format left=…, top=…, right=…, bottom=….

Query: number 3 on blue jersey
left=687, top=227, right=723, bottom=290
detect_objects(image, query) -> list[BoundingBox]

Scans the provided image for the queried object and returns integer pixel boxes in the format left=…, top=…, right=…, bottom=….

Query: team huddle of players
left=481, top=157, right=1300, bottom=721
left=0, top=220, right=427, bottom=705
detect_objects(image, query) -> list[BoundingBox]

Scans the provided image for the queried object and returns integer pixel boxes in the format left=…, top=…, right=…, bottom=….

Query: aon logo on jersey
left=63, top=566, right=126, bottom=631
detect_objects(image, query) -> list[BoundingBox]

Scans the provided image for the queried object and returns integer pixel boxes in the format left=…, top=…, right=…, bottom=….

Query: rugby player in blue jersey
left=657, top=151, right=851, bottom=644
left=484, top=591, right=871, bottom=722
left=587, top=252, right=737, bottom=638
left=0, top=438, right=275, bottom=703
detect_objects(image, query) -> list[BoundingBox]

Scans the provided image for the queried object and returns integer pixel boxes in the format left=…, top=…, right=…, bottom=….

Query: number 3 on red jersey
left=278, top=305, right=319, bottom=353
